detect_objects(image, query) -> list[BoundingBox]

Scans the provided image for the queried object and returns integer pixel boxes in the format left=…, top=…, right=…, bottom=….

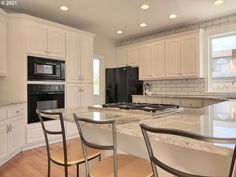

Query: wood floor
left=0, top=139, right=88, bottom=177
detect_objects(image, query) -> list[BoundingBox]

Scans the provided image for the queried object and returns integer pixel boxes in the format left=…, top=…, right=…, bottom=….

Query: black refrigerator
left=106, top=66, right=143, bottom=103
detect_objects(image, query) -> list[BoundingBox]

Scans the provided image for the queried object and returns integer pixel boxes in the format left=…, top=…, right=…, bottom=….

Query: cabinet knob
left=48, top=51, right=51, bottom=54
left=45, top=51, right=47, bottom=54
left=6, top=125, right=9, bottom=133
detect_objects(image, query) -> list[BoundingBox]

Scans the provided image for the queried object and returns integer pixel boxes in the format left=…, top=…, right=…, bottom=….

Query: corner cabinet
left=0, top=103, right=26, bottom=166
left=116, top=45, right=140, bottom=67
left=0, top=10, right=7, bottom=76
left=66, top=32, right=93, bottom=84
left=26, top=21, right=66, bottom=59
left=139, top=40, right=165, bottom=80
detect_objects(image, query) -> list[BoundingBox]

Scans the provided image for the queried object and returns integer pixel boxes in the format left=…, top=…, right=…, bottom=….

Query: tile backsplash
left=144, top=79, right=236, bottom=97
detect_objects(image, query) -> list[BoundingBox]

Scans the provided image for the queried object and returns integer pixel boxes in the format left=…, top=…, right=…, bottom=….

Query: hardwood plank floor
left=0, top=139, right=88, bottom=177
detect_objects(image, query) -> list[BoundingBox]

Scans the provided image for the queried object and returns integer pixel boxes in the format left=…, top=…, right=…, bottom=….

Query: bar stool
left=37, top=111, right=102, bottom=177
left=140, top=123, right=236, bottom=177
left=73, top=113, right=153, bottom=177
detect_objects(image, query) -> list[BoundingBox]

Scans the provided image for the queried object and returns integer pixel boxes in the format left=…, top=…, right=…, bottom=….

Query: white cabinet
left=139, top=40, right=165, bottom=80
left=127, top=46, right=140, bottom=66
left=47, top=27, right=66, bottom=58
left=66, top=32, right=93, bottom=83
left=0, top=11, right=7, bottom=76
left=181, top=33, right=199, bottom=77
left=151, top=41, right=166, bottom=79
left=165, top=31, right=203, bottom=79
left=8, top=118, right=25, bottom=153
left=166, top=37, right=181, bottom=78
left=26, top=21, right=66, bottom=59
left=0, top=121, right=8, bottom=161
left=139, top=44, right=152, bottom=80
left=66, top=84, right=93, bottom=107
left=80, top=35, right=93, bottom=83
left=116, top=47, right=127, bottom=67
left=0, top=104, right=26, bottom=166
left=162, top=98, right=181, bottom=105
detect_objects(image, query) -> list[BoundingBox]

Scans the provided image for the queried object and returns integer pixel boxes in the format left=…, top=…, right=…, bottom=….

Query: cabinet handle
left=81, top=88, right=84, bottom=92
left=9, top=124, right=12, bottom=132
left=16, top=110, right=20, bottom=114
left=6, top=125, right=9, bottom=133
left=45, top=51, right=48, bottom=54
left=48, top=51, right=51, bottom=54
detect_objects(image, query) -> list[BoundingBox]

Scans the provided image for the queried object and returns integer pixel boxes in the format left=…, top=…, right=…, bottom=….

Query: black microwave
left=28, top=56, right=65, bottom=81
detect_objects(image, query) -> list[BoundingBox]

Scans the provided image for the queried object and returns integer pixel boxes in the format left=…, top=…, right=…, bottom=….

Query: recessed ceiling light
left=169, top=14, right=177, bottom=19
left=141, top=4, right=150, bottom=10
left=60, top=6, right=69, bottom=11
left=117, top=30, right=123, bottom=34
left=140, top=23, right=147, bottom=27
left=214, top=0, right=224, bottom=5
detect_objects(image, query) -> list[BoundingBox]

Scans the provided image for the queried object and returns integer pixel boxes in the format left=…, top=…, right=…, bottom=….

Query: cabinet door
left=47, top=27, right=66, bottom=59
left=116, top=47, right=127, bottom=67
left=8, top=118, right=25, bottom=154
left=139, top=44, right=152, bottom=80
left=0, top=13, right=7, bottom=75
left=66, top=84, right=81, bottom=107
left=127, top=46, right=140, bottom=66
left=181, top=33, right=199, bottom=77
left=81, top=85, right=93, bottom=107
left=80, top=35, right=93, bottom=83
left=66, top=32, right=81, bottom=83
left=26, top=22, right=48, bottom=56
left=151, top=40, right=165, bottom=78
left=0, top=121, right=8, bottom=160
left=166, top=37, right=181, bottom=78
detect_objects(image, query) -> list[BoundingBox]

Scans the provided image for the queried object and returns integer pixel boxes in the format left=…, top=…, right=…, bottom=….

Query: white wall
left=93, top=35, right=119, bottom=68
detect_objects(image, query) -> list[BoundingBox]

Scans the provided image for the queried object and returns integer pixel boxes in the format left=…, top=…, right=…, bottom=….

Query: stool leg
left=47, top=160, right=51, bottom=177
left=77, top=164, right=79, bottom=177
left=65, top=166, right=68, bottom=177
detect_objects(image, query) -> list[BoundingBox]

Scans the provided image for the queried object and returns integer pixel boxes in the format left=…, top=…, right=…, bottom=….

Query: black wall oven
left=28, top=56, right=65, bottom=81
left=27, top=84, right=65, bottom=124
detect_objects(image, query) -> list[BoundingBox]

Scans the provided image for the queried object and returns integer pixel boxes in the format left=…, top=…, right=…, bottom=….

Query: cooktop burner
left=102, top=103, right=179, bottom=113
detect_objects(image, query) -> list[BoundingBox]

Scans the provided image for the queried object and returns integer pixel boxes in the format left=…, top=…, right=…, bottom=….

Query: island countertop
left=44, top=99, right=236, bottom=156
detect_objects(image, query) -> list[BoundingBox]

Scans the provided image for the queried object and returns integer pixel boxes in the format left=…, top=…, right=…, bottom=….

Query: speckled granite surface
left=44, top=99, right=236, bottom=156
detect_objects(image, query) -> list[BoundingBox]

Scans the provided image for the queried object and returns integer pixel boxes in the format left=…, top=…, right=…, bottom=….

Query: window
left=209, top=33, right=236, bottom=92
left=93, top=59, right=100, bottom=95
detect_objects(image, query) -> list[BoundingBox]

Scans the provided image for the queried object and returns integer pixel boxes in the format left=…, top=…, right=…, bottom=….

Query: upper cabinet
left=66, top=32, right=93, bottom=83
left=139, top=40, right=165, bottom=80
left=116, top=47, right=127, bottom=67
left=116, top=45, right=140, bottom=67
left=165, top=32, right=201, bottom=79
left=135, top=30, right=204, bottom=80
left=0, top=10, right=7, bottom=76
left=165, top=37, right=181, bottom=78
left=127, top=46, right=140, bottom=66
left=26, top=21, right=66, bottom=59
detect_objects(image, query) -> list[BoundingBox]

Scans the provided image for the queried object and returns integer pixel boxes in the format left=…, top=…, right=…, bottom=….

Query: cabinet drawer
left=8, top=106, right=24, bottom=118
left=162, top=98, right=181, bottom=105
left=132, top=96, right=147, bottom=103
left=146, top=97, right=163, bottom=104
left=181, top=99, right=203, bottom=108
left=0, top=109, right=7, bottom=122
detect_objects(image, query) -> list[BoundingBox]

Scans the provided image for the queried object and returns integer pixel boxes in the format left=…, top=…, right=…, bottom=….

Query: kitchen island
left=44, top=99, right=236, bottom=176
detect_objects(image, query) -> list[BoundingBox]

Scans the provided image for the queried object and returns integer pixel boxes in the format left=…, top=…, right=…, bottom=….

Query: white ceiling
left=1, top=0, right=236, bottom=41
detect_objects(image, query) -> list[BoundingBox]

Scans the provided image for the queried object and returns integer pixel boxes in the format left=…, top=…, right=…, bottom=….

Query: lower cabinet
left=66, top=83, right=93, bottom=107
left=0, top=104, right=26, bottom=166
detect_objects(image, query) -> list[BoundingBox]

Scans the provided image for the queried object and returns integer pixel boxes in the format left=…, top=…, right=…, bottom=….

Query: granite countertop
left=44, top=99, right=236, bottom=156
left=0, top=100, right=26, bottom=107
left=132, top=94, right=229, bottom=101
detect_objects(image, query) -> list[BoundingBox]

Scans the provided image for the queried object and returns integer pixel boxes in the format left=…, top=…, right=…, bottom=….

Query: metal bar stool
left=37, top=111, right=102, bottom=177
left=140, top=123, right=236, bottom=177
left=73, top=113, right=153, bottom=177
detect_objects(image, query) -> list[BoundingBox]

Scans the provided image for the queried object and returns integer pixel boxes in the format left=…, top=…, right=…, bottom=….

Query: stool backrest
left=37, top=111, right=68, bottom=166
left=140, top=123, right=236, bottom=177
left=73, top=113, right=118, bottom=177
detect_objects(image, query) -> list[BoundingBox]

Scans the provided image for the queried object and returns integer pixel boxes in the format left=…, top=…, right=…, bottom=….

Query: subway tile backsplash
left=144, top=78, right=236, bottom=97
